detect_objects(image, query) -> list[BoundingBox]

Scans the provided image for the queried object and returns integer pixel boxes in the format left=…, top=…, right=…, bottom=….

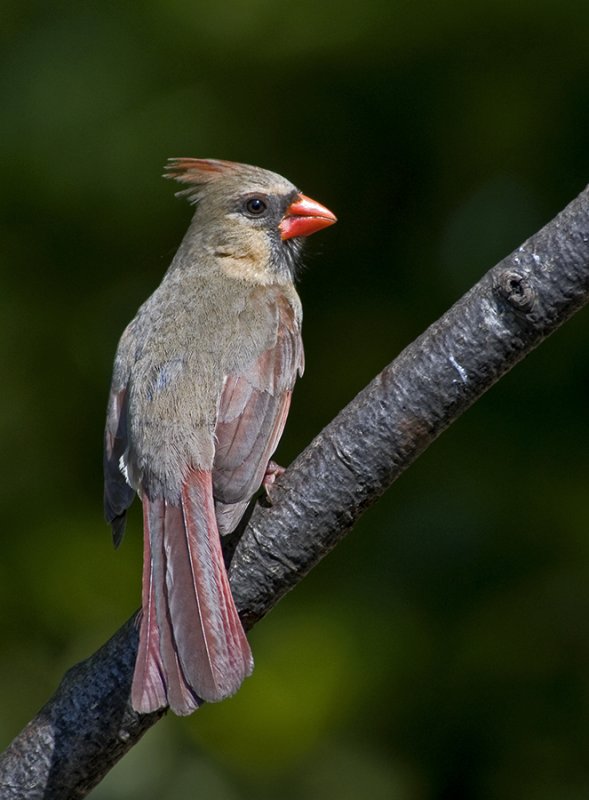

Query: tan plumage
left=104, top=158, right=336, bottom=715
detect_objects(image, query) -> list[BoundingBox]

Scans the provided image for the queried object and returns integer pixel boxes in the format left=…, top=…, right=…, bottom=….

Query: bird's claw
left=262, top=460, right=285, bottom=505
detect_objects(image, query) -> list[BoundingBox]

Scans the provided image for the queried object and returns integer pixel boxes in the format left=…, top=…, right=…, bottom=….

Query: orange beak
left=279, top=193, right=337, bottom=240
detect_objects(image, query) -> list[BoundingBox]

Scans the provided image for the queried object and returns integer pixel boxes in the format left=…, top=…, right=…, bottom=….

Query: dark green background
left=2, top=2, right=589, bottom=798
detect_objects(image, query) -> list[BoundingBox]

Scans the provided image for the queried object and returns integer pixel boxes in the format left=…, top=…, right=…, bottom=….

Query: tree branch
left=2, top=184, right=589, bottom=799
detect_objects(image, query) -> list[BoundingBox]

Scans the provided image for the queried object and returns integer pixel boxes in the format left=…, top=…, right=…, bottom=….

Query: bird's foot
left=262, top=460, right=286, bottom=505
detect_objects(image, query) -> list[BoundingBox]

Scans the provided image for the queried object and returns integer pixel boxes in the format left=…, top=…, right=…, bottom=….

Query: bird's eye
left=244, top=197, right=268, bottom=216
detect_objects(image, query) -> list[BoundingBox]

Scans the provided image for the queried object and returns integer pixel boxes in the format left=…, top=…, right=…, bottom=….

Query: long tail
left=132, top=468, right=253, bottom=715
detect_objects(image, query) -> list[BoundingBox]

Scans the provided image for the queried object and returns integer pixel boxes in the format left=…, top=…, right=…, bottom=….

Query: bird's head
left=165, top=158, right=336, bottom=282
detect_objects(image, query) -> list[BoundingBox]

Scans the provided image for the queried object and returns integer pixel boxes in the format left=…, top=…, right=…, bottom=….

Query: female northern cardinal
left=103, top=158, right=336, bottom=715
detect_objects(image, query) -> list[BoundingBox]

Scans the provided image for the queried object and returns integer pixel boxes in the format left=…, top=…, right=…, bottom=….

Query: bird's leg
left=262, top=459, right=285, bottom=504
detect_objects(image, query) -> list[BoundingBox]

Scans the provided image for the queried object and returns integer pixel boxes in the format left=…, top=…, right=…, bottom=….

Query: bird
left=103, top=158, right=336, bottom=715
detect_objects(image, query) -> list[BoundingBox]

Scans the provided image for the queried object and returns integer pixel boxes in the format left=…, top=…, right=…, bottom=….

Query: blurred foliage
left=2, top=0, right=589, bottom=797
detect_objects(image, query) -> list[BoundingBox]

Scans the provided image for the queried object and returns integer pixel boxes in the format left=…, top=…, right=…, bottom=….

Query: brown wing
left=212, top=294, right=304, bottom=534
left=104, top=323, right=137, bottom=546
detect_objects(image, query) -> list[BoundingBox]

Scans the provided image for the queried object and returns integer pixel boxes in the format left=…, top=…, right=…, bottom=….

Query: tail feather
left=159, top=502, right=201, bottom=714
left=131, top=469, right=253, bottom=715
left=132, top=499, right=167, bottom=713
left=178, top=469, right=253, bottom=697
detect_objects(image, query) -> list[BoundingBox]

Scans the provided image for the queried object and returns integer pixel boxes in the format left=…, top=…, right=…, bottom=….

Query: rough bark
left=1, top=184, right=589, bottom=799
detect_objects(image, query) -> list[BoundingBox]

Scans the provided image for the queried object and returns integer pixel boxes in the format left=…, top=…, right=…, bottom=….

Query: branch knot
left=493, top=268, right=538, bottom=315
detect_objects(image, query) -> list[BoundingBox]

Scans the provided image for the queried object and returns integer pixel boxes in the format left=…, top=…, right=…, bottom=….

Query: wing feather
left=213, top=294, right=303, bottom=529
left=104, top=322, right=138, bottom=545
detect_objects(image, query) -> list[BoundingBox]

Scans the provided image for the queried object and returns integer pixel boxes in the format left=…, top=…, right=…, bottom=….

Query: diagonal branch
left=2, top=183, right=589, bottom=799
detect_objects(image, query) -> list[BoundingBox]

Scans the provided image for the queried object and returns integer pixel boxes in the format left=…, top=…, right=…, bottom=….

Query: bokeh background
left=2, top=2, right=589, bottom=798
